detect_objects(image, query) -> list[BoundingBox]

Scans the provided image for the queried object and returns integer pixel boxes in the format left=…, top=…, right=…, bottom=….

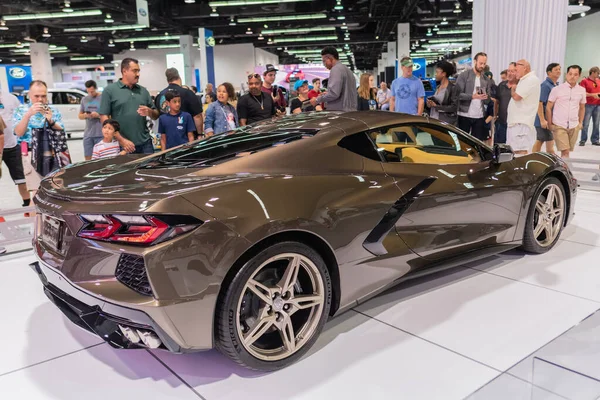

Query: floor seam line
left=0, top=342, right=104, bottom=379
left=466, top=265, right=600, bottom=305
left=351, top=309, right=502, bottom=374
left=145, top=349, right=208, bottom=400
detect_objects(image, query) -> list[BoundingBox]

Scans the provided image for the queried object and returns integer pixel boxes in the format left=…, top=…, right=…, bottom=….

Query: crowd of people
left=1, top=45, right=600, bottom=214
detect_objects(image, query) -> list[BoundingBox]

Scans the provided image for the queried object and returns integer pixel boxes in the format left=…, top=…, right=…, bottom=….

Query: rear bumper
left=30, top=260, right=200, bottom=353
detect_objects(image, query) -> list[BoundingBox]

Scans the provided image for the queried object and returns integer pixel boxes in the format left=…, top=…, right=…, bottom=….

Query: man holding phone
left=262, top=64, right=286, bottom=115
left=507, top=59, right=541, bottom=155
left=456, top=52, right=493, bottom=142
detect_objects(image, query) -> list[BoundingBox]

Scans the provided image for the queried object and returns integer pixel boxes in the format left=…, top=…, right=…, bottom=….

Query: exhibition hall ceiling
left=0, top=0, right=598, bottom=70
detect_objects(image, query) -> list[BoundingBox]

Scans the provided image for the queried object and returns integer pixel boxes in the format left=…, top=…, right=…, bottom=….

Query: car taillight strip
left=77, top=214, right=200, bottom=246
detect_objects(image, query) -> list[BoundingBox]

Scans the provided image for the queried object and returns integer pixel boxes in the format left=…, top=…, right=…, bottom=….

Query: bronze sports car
left=31, top=111, right=577, bottom=371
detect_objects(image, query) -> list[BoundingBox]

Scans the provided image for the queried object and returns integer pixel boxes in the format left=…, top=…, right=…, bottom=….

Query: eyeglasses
left=247, top=73, right=261, bottom=80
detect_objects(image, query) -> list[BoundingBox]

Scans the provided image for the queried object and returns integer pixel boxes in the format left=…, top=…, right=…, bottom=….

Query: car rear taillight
left=77, top=214, right=201, bottom=245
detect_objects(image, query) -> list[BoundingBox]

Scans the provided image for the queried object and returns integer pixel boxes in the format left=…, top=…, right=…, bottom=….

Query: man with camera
left=261, top=64, right=286, bottom=115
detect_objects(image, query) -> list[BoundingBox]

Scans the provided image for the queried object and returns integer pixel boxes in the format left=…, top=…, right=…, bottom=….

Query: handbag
left=31, top=121, right=72, bottom=177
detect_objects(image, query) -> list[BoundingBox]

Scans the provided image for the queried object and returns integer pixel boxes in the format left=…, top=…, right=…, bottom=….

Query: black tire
left=215, top=241, right=332, bottom=371
left=522, top=177, right=566, bottom=254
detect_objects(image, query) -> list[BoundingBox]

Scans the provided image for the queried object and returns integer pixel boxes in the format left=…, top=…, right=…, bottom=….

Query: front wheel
left=215, top=242, right=332, bottom=371
left=522, top=177, right=566, bottom=253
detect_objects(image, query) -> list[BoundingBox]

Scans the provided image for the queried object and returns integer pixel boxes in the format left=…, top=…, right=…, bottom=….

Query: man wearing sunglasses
left=237, top=73, right=276, bottom=126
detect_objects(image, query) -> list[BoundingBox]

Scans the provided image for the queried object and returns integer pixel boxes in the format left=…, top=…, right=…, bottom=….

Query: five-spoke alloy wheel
left=216, top=242, right=332, bottom=371
left=523, top=177, right=567, bottom=253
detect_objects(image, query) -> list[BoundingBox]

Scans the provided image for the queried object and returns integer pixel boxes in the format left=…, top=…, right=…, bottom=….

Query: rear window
left=138, top=126, right=319, bottom=169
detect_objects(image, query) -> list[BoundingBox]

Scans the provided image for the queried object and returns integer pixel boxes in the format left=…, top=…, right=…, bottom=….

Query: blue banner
left=412, top=58, right=426, bottom=79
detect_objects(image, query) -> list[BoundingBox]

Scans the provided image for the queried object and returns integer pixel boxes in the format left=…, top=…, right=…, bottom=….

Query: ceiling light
left=453, top=3, right=462, bottom=13
left=237, top=13, right=326, bottom=23
left=262, top=26, right=335, bottom=35
left=209, top=0, right=312, bottom=6
left=0, top=19, right=7, bottom=30
left=108, top=39, right=115, bottom=47
left=104, top=13, right=114, bottom=23
left=80, top=35, right=88, bottom=42
left=11, top=59, right=16, bottom=62
left=63, top=1, right=73, bottom=12
left=11, top=46, right=68, bottom=53
left=437, top=29, right=472, bottom=34
left=334, top=5, right=343, bottom=10
left=264, top=24, right=268, bottom=28
left=114, top=35, right=181, bottom=43
left=229, top=18, right=236, bottom=25
left=210, top=8, right=219, bottom=16
left=184, top=0, right=195, bottom=3
left=272, top=35, right=338, bottom=43
left=337, top=15, right=345, bottom=20
left=130, top=42, right=136, bottom=51
left=246, top=27, right=253, bottom=34
left=70, top=56, right=104, bottom=61
left=5, top=9, right=102, bottom=21
left=375, top=35, right=379, bottom=39
left=42, top=27, right=51, bottom=37
left=441, top=17, right=448, bottom=25
left=426, top=29, right=432, bottom=36
left=16, top=41, right=23, bottom=48
left=457, top=20, right=472, bottom=25
left=148, top=44, right=181, bottom=49
left=433, top=25, right=439, bottom=31
left=63, top=24, right=145, bottom=32
left=258, top=34, right=264, bottom=40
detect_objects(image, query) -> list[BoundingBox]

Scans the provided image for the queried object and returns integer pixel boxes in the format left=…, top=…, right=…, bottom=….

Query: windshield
left=137, top=124, right=320, bottom=169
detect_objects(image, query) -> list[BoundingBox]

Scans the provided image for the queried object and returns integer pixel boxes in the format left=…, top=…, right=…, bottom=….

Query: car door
left=367, top=122, right=524, bottom=262
left=51, top=91, right=84, bottom=133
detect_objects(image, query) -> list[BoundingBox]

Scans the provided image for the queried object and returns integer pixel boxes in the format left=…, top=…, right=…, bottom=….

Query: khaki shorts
left=552, top=126, right=578, bottom=152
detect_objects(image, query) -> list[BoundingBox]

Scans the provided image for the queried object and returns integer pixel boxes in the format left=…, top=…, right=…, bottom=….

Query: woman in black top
left=426, top=61, right=459, bottom=125
left=357, top=73, right=377, bottom=111
left=290, top=80, right=322, bottom=114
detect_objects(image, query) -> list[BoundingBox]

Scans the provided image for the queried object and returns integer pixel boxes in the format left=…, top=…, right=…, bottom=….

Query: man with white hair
left=507, top=59, right=541, bottom=155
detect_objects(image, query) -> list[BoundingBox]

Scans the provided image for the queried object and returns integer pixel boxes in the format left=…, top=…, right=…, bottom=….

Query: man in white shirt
left=507, top=59, right=541, bottom=155
left=0, top=89, right=30, bottom=207
left=377, top=82, right=392, bottom=111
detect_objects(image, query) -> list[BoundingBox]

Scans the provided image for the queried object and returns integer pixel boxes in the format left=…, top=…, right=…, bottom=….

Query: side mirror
left=493, top=143, right=514, bottom=164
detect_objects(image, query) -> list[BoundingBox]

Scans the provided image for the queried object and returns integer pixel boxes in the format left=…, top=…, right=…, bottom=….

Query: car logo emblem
left=138, top=8, right=147, bottom=17
left=9, top=67, right=26, bottom=79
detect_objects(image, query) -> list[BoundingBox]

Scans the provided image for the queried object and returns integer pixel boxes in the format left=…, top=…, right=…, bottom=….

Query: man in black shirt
left=237, top=73, right=276, bottom=126
left=156, top=68, right=203, bottom=136
left=493, top=62, right=518, bottom=144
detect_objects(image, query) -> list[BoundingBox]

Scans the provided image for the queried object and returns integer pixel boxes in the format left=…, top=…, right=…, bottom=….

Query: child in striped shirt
left=92, top=119, right=127, bottom=160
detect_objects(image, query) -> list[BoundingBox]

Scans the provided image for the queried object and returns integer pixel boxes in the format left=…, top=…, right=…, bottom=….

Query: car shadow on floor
left=23, top=237, right=599, bottom=393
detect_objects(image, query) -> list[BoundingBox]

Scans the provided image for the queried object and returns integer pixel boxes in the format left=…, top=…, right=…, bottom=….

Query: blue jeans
left=494, top=122, right=507, bottom=144
left=134, top=139, right=155, bottom=154
left=581, top=104, right=600, bottom=144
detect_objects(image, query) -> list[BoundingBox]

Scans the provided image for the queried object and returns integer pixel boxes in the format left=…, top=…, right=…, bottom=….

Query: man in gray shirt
left=310, top=46, right=357, bottom=112
left=79, top=80, right=103, bottom=160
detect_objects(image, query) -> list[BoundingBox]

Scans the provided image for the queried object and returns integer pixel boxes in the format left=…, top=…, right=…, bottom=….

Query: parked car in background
left=23, top=88, right=87, bottom=138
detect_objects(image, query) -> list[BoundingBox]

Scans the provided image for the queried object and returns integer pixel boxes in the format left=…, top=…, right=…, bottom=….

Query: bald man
left=507, top=59, right=541, bottom=155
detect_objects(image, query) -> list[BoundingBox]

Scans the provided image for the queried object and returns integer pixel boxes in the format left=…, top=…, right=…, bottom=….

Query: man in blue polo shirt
left=390, top=57, right=425, bottom=115
left=533, top=63, right=561, bottom=154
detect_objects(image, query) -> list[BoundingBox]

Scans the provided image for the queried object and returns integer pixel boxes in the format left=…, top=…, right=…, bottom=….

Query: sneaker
left=593, top=142, right=600, bottom=146
left=593, top=173, right=600, bottom=182
left=579, top=142, right=586, bottom=146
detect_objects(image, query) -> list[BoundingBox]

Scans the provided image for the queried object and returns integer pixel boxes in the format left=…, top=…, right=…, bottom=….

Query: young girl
left=92, top=119, right=127, bottom=160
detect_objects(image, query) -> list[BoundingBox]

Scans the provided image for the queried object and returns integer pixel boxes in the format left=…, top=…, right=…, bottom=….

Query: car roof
left=249, top=111, right=444, bottom=136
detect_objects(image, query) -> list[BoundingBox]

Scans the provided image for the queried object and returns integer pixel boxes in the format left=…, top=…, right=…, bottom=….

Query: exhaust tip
left=136, top=329, right=162, bottom=349
left=118, top=325, right=141, bottom=344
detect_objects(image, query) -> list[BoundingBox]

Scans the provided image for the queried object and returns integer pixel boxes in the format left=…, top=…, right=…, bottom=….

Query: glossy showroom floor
left=2, top=142, right=600, bottom=399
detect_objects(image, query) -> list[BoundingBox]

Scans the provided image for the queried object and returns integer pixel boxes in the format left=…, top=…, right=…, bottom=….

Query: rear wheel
left=215, top=242, right=331, bottom=371
left=522, top=177, right=566, bottom=253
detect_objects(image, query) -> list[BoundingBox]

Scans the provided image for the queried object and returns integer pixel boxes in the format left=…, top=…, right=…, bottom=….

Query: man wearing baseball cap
left=262, top=64, right=286, bottom=114
left=390, top=57, right=426, bottom=115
